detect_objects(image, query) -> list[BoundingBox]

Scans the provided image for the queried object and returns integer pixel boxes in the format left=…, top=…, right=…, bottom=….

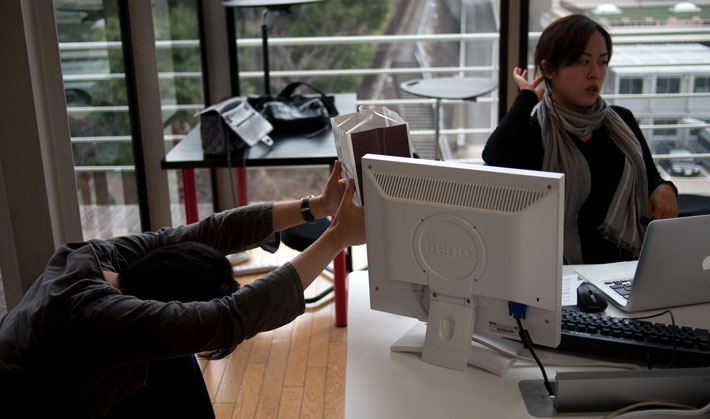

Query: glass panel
left=656, top=77, right=680, bottom=94
left=528, top=2, right=710, bottom=194
left=151, top=0, right=209, bottom=225
left=55, top=0, right=139, bottom=240
left=694, top=77, right=710, bottom=93
left=228, top=0, right=499, bottom=201
left=653, top=118, right=678, bottom=137
left=619, top=78, right=644, bottom=94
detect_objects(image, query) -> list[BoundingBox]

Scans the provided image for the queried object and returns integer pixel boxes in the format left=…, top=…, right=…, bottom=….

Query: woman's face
left=544, top=30, right=609, bottom=113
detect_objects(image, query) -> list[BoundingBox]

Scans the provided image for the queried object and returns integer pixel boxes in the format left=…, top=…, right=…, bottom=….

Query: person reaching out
left=0, top=160, right=365, bottom=418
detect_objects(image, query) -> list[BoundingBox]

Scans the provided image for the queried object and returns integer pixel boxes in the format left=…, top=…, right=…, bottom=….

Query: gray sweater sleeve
left=106, top=203, right=279, bottom=267
left=69, top=262, right=305, bottom=365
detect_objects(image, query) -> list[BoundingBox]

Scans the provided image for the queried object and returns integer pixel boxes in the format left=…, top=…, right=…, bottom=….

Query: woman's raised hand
left=318, top=160, right=347, bottom=218
left=327, top=179, right=366, bottom=249
left=513, top=67, right=545, bottom=101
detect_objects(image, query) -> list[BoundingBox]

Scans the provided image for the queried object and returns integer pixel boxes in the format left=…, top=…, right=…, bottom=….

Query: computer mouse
left=576, top=282, right=608, bottom=313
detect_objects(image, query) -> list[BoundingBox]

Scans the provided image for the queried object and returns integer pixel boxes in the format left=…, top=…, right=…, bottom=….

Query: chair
left=677, top=194, right=710, bottom=217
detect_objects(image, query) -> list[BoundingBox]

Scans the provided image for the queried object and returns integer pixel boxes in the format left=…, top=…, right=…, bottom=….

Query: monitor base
left=391, top=321, right=523, bottom=377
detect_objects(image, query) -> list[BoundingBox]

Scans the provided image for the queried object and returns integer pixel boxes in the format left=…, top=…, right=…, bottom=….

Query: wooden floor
left=199, top=245, right=366, bottom=419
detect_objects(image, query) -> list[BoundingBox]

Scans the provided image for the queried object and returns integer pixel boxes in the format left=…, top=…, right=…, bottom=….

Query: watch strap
left=300, top=195, right=316, bottom=224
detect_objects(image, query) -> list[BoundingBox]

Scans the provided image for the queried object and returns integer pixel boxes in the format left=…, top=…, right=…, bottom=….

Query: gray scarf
left=536, top=94, right=648, bottom=264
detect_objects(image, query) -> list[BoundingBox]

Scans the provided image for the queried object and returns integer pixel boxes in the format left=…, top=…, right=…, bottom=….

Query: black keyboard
left=558, top=309, right=710, bottom=367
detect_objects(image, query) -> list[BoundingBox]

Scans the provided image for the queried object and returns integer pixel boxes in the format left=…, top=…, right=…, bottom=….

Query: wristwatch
left=300, top=195, right=316, bottom=224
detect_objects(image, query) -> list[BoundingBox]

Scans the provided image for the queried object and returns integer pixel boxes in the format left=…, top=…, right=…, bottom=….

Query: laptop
left=574, top=214, right=710, bottom=312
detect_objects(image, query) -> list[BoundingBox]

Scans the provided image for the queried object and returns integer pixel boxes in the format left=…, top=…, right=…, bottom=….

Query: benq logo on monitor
left=414, top=214, right=486, bottom=281
left=423, top=241, right=475, bottom=262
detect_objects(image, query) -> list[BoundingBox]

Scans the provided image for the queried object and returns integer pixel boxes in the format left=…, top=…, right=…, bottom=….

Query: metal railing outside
left=60, top=30, right=710, bottom=166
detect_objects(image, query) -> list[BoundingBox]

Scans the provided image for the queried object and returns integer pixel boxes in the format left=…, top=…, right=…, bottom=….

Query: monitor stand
left=390, top=301, right=523, bottom=377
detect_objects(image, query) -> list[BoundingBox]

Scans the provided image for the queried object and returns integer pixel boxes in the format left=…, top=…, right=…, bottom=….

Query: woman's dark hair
left=119, top=241, right=240, bottom=360
left=534, top=14, right=612, bottom=77
left=119, top=241, right=238, bottom=304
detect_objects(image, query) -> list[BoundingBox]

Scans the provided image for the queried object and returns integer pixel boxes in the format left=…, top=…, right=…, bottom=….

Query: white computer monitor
left=362, top=154, right=564, bottom=375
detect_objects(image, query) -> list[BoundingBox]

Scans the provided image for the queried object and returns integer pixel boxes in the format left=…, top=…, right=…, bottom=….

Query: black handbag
left=198, top=97, right=273, bottom=158
left=247, top=82, right=339, bottom=137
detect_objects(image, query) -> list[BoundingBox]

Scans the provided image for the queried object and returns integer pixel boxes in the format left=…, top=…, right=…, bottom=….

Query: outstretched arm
left=290, top=178, right=365, bottom=290
left=270, top=160, right=365, bottom=290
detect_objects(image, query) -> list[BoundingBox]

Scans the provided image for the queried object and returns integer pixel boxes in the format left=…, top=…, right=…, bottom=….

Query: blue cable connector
left=508, top=301, right=527, bottom=320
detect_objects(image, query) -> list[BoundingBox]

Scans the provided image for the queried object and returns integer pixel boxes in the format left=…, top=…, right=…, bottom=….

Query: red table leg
left=334, top=249, right=347, bottom=326
left=236, top=167, right=248, bottom=206
left=182, top=169, right=198, bottom=224
left=329, top=162, right=348, bottom=326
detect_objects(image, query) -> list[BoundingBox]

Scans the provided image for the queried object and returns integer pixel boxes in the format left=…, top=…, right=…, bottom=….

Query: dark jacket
left=0, top=203, right=305, bottom=418
left=483, top=90, right=674, bottom=263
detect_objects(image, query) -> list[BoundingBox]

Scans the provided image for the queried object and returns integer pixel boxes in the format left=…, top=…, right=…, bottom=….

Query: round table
left=400, top=77, right=498, bottom=160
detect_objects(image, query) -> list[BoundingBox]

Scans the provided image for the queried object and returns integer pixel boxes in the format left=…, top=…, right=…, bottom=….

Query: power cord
left=603, top=400, right=710, bottom=419
left=509, top=302, right=554, bottom=396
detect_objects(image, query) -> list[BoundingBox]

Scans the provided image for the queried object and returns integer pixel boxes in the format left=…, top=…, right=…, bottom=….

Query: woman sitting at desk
left=482, top=14, right=677, bottom=264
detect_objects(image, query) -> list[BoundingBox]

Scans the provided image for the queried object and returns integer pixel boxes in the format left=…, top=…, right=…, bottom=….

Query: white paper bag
left=331, top=106, right=412, bottom=205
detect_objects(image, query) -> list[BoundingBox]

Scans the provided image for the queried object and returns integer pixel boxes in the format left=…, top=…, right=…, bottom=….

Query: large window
left=528, top=2, right=710, bottom=193
left=55, top=1, right=137, bottom=240
left=227, top=0, right=499, bottom=200
left=52, top=0, right=709, bottom=235
left=55, top=1, right=207, bottom=236
left=151, top=0, right=208, bottom=225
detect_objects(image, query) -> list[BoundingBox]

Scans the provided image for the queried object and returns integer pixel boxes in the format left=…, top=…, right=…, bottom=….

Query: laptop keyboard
left=604, top=278, right=634, bottom=300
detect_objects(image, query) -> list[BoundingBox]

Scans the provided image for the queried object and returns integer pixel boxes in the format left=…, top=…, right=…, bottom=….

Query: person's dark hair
left=534, top=14, right=612, bottom=78
left=119, top=241, right=238, bottom=304
left=119, top=241, right=239, bottom=360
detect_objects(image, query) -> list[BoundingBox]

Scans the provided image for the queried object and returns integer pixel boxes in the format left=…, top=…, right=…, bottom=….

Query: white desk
left=344, top=270, right=710, bottom=419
